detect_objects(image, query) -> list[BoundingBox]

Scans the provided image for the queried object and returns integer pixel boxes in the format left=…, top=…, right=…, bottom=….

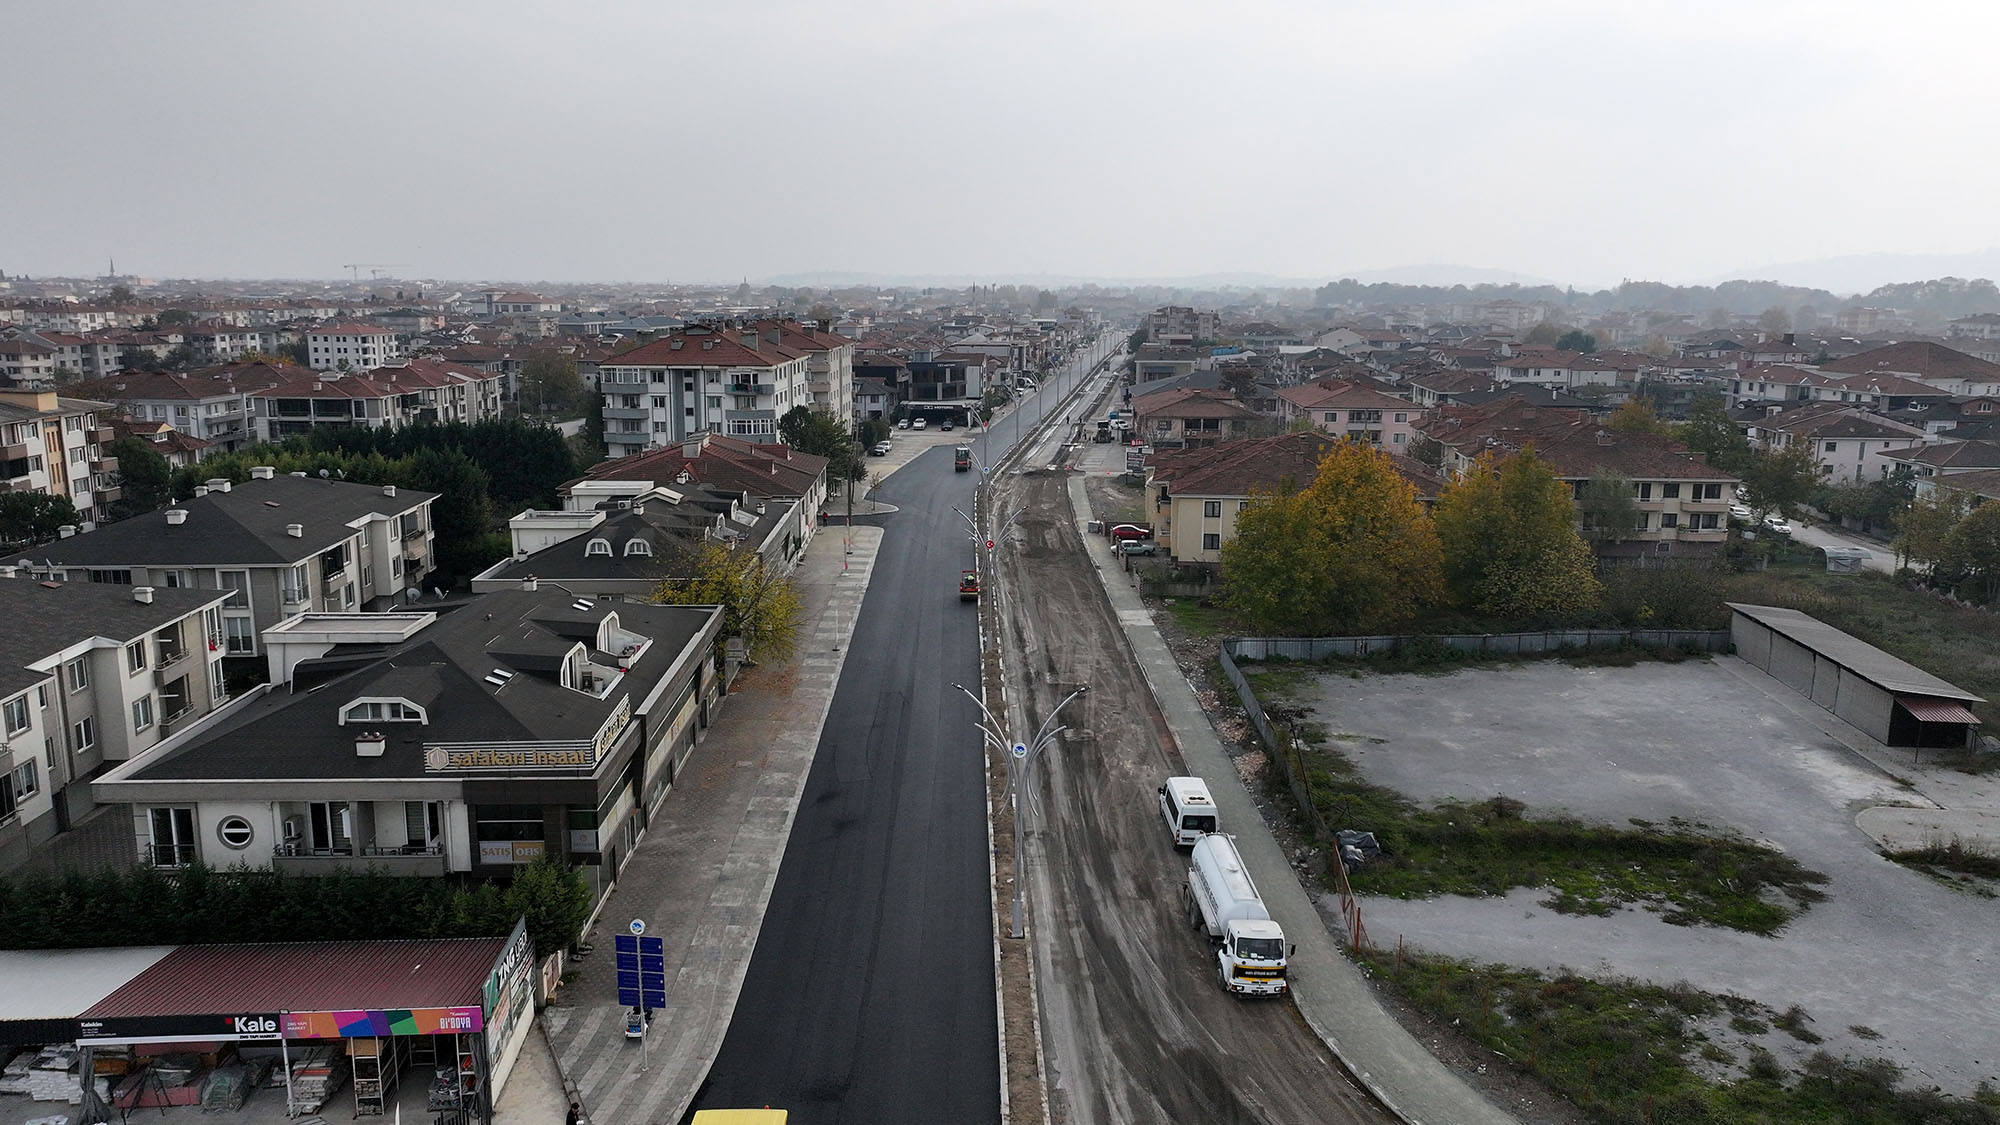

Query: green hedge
left=0, top=856, right=591, bottom=961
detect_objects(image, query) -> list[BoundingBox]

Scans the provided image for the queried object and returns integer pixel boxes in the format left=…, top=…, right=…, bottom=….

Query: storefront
left=0, top=927, right=534, bottom=1121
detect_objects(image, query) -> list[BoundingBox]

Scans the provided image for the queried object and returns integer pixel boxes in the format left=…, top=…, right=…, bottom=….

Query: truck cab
left=1186, top=834, right=1289, bottom=996
left=1158, top=777, right=1218, bottom=847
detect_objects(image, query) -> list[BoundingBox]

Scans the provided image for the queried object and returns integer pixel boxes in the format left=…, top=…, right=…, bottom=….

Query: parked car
left=912, top=418, right=928, bottom=431
left=1729, top=503, right=1753, bottom=521
left=870, top=441, right=891, bottom=456
left=1763, top=515, right=1793, bottom=536
left=897, top=418, right=911, bottom=429
left=940, top=420, right=954, bottom=432
left=1115, top=540, right=1157, bottom=557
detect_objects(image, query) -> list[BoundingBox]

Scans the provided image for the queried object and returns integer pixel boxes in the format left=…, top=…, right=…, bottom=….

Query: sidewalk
left=1064, top=474, right=1519, bottom=1125
left=540, top=526, right=882, bottom=1125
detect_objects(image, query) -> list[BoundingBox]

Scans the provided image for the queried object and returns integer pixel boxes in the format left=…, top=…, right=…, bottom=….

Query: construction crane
left=340, top=263, right=412, bottom=280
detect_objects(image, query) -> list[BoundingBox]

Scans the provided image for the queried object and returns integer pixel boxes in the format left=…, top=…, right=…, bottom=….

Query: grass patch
left=1294, top=747, right=1828, bottom=934
left=1237, top=660, right=1316, bottom=701
left=1162, top=597, right=1236, bottom=641
left=1773, top=1005, right=1823, bottom=1044
left=1359, top=953, right=2000, bottom=1124
left=1886, top=837, right=2000, bottom=881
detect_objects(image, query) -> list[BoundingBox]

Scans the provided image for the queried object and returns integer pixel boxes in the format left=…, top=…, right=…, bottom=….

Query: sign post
left=614, top=919, right=666, bottom=1068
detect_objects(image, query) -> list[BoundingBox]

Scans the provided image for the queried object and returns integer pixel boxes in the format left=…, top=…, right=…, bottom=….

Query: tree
left=1405, top=433, right=1446, bottom=471
left=1895, top=488, right=1970, bottom=573
left=1638, top=334, right=1674, bottom=358
left=278, top=338, right=309, bottom=366
left=517, top=349, right=585, bottom=418
left=1740, top=443, right=1819, bottom=517
left=105, top=284, right=134, bottom=305
left=106, top=437, right=172, bottom=515
left=1757, top=306, right=1792, bottom=335
left=0, top=493, right=81, bottom=546
left=1523, top=323, right=1566, bottom=347
left=1221, top=442, right=1443, bottom=635
left=576, top=389, right=607, bottom=466
left=777, top=406, right=863, bottom=484
left=1674, top=395, right=1752, bottom=473
left=1554, top=329, right=1598, bottom=354
left=1577, top=473, right=1641, bottom=544
left=155, top=308, right=197, bottom=328
left=1433, top=451, right=1601, bottom=622
left=1942, top=502, right=2000, bottom=605
left=1608, top=398, right=1671, bottom=435
left=402, top=447, right=499, bottom=585
left=650, top=540, right=803, bottom=663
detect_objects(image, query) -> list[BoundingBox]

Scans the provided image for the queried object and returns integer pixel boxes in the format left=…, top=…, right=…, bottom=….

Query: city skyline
left=7, top=1, right=2000, bottom=293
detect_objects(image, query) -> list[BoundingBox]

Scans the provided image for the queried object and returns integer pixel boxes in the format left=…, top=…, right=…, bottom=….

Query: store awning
left=1898, top=697, right=1982, bottom=725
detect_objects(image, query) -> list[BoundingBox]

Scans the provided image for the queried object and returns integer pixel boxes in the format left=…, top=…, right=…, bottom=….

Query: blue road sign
left=613, top=933, right=667, bottom=1010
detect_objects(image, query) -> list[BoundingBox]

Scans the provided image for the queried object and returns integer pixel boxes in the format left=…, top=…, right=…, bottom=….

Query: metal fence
left=1223, top=628, right=1731, bottom=663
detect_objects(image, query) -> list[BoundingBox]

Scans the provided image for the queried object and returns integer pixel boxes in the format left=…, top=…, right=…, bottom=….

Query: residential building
left=27, top=471, right=439, bottom=657
left=482, top=292, right=563, bottom=317
left=0, top=389, right=119, bottom=525
left=1947, top=313, right=2000, bottom=341
left=1274, top=380, right=1419, bottom=448
left=592, top=322, right=818, bottom=456
left=1728, top=364, right=1817, bottom=407
left=1143, top=431, right=1443, bottom=565
left=0, top=576, right=232, bottom=871
left=1813, top=341, right=2000, bottom=397
left=564, top=431, right=827, bottom=560
left=90, top=588, right=724, bottom=902
left=1132, top=344, right=1203, bottom=385
left=1881, top=439, right=2000, bottom=481
left=0, top=338, right=58, bottom=385
left=252, top=359, right=502, bottom=441
left=71, top=363, right=292, bottom=452
left=1749, top=404, right=1929, bottom=483
left=1132, top=388, right=1263, bottom=449
left=306, top=322, right=404, bottom=372
left=1145, top=306, right=1219, bottom=345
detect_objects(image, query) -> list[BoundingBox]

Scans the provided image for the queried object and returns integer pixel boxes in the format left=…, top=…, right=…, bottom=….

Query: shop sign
left=282, top=1006, right=483, bottom=1040
left=426, top=743, right=597, bottom=771
left=594, top=694, right=633, bottom=755
left=77, top=1012, right=284, bottom=1042
left=477, top=840, right=546, bottom=865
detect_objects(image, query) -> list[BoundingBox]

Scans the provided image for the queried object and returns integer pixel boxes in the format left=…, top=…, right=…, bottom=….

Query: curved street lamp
left=952, top=681, right=1088, bottom=938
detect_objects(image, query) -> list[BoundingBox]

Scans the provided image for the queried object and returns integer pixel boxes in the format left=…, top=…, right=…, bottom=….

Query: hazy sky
left=7, top=0, right=1999, bottom=290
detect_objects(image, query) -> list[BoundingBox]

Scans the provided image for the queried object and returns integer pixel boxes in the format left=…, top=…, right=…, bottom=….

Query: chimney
left=286, top=523, right=303, bottom=537
left=289, top=470, right=307, bottom=477
left=354, top=731, right=386, bottom=758
left=764, top=327, right=782, bottom=350
left=382, top=484, right=396, bottom=497
left=521, top=575, right=539, bottom=592
left=193, top=486, right=209, bottom=498
left=1596, top=429, right=1612, bottom=445
left=681, top=436, right=704, bottom=458
left=206, top=478, right=232, bottom=492
left=740, top=330, right=759, bottom=350
left=1783, top=332, right=1796, bottom=347
left=132, top=586, right=155, bottom=604
left=669, top=338, right=683, bottom=350
left=166, top=509, right=188, bottom=525
left=250, top=465, right=275, bottom=479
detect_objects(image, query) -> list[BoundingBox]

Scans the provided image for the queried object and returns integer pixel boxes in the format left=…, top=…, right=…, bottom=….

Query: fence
left=1214, top=627, right=1730, bottom=951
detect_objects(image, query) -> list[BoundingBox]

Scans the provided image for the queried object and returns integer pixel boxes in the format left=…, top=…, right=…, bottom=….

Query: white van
left=1158, top=777, right=1218, bottom=847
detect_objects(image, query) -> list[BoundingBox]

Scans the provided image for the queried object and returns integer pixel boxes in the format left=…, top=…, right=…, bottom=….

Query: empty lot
left=1294, top=657, right=2000, bottom=1095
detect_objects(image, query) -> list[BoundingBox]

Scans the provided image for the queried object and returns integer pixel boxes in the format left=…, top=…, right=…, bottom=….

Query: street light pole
left=952, top=681, right=1088, bottom=939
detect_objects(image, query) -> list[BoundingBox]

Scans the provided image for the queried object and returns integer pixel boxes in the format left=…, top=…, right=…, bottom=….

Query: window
left=624, top=540, right=652, bottom=556
left=88, top=569, right=133, bottom=585
left=65, top=658, right=89, bottom=693
left=281, top=564, right=308, bottom=604
left=2, top=696, right=28, bottom=735
left=132, top=695, right=154, bottom=733
left=72, top=716, right=95, bottom=751
left=224, top=616, right=255, bottom=654
left=1662, top=483, right=1680, bottom=499
left=1660, top=513, right=1679, bottom=529
left=1701, top=483, right=1723, bottom=500
left=127, top=640, right=147, bottom=674
left=308, top=801, right=351, bottom=853
left=159, top=569, right=190, bottom=588
left=1394, top=412, right=1408, bottom=423
left=148, top=807, right=196, bottom=866
left=1824, top=441, right=1838, bottom=452
left=1202, top=533, right=1221, bottom=550
left=1633, top=482, right=1653, bottom=501
left=585, top=538, right=612, bottom=556
left=1323, top=412, right=1338, bottom=423
left=1203, top=501, right=1222, bottom=518
left=220, top=569, right=249, bottom=607
left=215, top=815, right=254, bottom=849
left=340, top=698, right=427, bottom=725
left=1392, top=432, right=1407, bottom=444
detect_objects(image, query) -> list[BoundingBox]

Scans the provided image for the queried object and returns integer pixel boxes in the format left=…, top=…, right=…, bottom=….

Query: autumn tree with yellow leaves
left=1222, top=441, right=1443, bottom=635
left=1432, top=449, right=1602, bottom=622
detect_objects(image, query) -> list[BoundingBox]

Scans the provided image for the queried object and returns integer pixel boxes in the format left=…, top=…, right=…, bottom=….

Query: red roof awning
left=1897, top=697, right=1981, bottom=725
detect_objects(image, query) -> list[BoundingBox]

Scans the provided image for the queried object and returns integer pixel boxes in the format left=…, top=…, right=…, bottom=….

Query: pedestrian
left=566, top=1100, right=583, bottom=1125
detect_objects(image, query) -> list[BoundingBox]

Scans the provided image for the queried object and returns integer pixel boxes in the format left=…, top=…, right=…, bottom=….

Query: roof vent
left=250, top=465, right=276, bottom=479
left=290, top=470, right=308, bottom=477
left=193, top=486, right=209, bottom=498
left=571, top=599, right=594, bottom=611
left=166, top=509, right=188, bottom=525
left=286, top=523, right=303, bottom=537
left=354, top=731, right=386, bottom=758
left=382, top=484, right=396, bottom=497
left=521, top=576, right=538, bottom=592
left=206, top=478, right=232, bottom=493
left=132, top=586, right=155, bottom=604
left=57, top=525, right=76, bottom=538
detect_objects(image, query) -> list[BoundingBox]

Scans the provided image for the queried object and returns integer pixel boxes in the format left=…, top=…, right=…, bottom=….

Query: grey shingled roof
left=35, top=475, right=438, bottom=568
left=1727, top=603, right=1984, bottom=702
left=0, top=578, right=230, bottom=699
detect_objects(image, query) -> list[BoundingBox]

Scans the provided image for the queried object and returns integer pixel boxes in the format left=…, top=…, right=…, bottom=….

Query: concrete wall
left=1766, top=633, right=1816, bottom=697
left=1731, top=612, right=1901, bottom=745
left=1732, top=615, right=1772, bottom=668
left=1834, top=673, right=1895, bottom=743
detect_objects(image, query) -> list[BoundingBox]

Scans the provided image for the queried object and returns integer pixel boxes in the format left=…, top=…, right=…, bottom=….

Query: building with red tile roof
left=594, top=322, right=822, bottom=458
left=1274, top=379, right=1420, bottom=449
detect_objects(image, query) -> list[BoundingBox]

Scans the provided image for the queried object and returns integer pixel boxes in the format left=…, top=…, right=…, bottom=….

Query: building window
left=1662, top=483, right=1681, bottom=499
left=88, top=569, right=133, bottom=585
left=340, top=698, right=427, bottom=725
left=148, top=807, right=196, bottom=866
left=132, top=695, right=154, bottom=733
left=308, top=801, right=351, bottom=853
left=220, top=570, right=249, bottom=607
left=1203, top=501, right=1222, bottom=518
left=1660, top=513, right=1679, bottom=529
left=65, top=658, right=89, bottom=693
left=1202, top=533, right=1221, bottom=550
left=127, top=640, right=147, bottom=674
left=215, top=815, right=255, bottom=850
left=224, top=615, right=255, bottom=654
left=585, top=538, right=612, bottom=556
left=2, top=696, right=29, bottom=736
left=1824, top=441, right=1838, bottom=452
left=72, top=717, right=95, bottom=751
left=1394, top=412, right=1408, bottom=423
left=624, top=540, right=652, bottom=557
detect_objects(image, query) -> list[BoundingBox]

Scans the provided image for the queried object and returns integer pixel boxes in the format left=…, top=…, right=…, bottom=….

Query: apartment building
left=306, top=322, right=405, bottom=372
left=1748, top=403, right=1929, bottom=483
left=0, top=389, right=119, bottom=525
left=71, top=363, right=293, bottom=452
left=251, top=359, right=503, bottom=441
left=1275, top=380, right=1420, bottom=447
left=29, top=471, right=438, bottom=657
left=593, top=322, right=817, bottom=457
left=0, top=577, right=232, bottom=871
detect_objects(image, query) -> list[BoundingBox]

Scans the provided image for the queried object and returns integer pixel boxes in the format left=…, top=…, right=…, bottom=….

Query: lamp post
left=952, top=681, right=1088, bottom=939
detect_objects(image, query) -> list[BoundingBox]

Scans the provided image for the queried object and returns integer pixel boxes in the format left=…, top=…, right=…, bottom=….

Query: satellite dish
left=318, top=468, right=329, bottom=478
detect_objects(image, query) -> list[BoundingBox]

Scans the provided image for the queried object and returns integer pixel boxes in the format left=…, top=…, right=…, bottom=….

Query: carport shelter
left=0, top=931, right=532, bottom=1120
left=1728, top=603, right=1985, bottom=749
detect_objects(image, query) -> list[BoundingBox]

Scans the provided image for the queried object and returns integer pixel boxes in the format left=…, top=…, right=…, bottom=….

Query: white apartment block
left=306, top=322, right=404, bottom=372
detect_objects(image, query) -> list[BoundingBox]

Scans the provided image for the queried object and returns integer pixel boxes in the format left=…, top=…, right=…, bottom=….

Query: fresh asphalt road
left=690, top=338, right=1113, bottom=1123
left=690, top=442, right=994, bottom=1123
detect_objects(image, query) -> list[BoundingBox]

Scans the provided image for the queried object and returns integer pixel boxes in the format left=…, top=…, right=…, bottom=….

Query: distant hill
left=1700, top=250, right=2000, bottom=296
left=758, top=264, right=1556, bottom=289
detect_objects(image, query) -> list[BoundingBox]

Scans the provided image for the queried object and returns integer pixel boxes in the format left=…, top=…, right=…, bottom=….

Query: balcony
left=726, top=383, right=776, bottom=396
left=403, top=536, right=430, bottom=562
left=153, top=648, right=190, bottom=683
left=273, top=843, right=446, bottom=877
left=92, top=485, right=121, bottom=505
left=323, top=569, right=351, bottom=594
left=1, top=440, right=30, bottom=461
left=90, top=453, right=118, bottom=473
left=89, top=425, right=115, bottom=444
left=159, top=705, right=199, bottom=737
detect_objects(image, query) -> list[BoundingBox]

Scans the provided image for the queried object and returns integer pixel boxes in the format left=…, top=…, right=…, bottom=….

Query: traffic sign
left=1012, top=742, right=1028, bottom=760
left=614, top=934, right=667, bottom=1010
left=629, top=918, right=646, bottom=937
left=985, top=539, right=995, bottom=550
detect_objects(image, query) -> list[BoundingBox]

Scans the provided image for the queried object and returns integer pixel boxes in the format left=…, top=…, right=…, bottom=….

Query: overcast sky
left=7, top=0, right=1998, bottom=291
